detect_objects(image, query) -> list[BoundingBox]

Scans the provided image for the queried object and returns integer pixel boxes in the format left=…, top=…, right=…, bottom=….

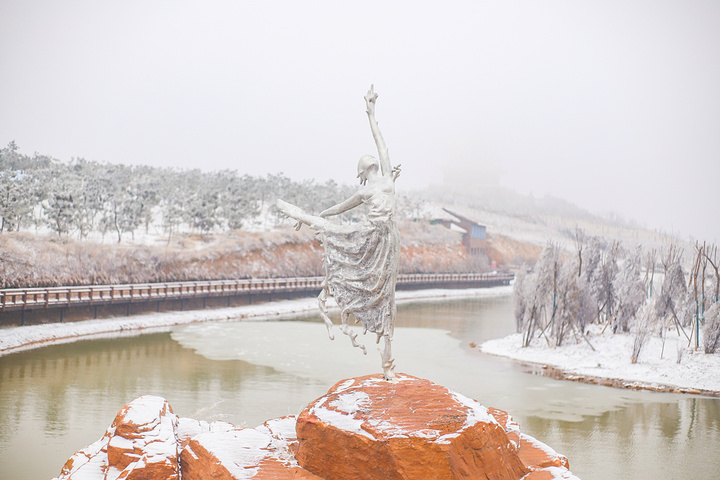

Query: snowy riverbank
left=0, top=286, right=512, bottom=355
left=481, top=324, right=720, bottom=395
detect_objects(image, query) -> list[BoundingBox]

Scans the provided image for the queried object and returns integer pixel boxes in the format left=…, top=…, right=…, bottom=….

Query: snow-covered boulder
left=295, top=373, right=527, bottom=480
left=52, top=378, right=579, bottom=480
left=54, top=395, right=180, bottom=480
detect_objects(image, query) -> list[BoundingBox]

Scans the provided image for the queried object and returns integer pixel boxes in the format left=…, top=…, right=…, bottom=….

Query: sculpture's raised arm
left=319, top=192, right=363, bottom=218
left=364, top=85, right=392, bottom=178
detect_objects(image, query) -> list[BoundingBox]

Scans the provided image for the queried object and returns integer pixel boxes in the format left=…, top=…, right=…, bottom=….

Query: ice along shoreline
left=481, top=325, right=720, bottom=397
left=6, top=284, right=718, bottom=397
left=0, top=286, right=512, bottom=356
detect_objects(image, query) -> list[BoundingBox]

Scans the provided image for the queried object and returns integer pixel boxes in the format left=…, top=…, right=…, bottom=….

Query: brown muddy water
left=1, top=294, right=718, bottom=479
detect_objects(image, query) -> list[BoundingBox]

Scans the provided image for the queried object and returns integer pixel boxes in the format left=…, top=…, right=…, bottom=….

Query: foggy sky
left=2, top=1, right=719, bottom=242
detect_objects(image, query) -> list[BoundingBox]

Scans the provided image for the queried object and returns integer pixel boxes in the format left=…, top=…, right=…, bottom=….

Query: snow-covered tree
left=613, top=246, right=646, bottom=333
left=158, top=169, right=190, bottom=242
left=44, top=167, right=81, bottom=238
left=553, top=258, right=594, bottom=346
left=631, top=297, right=657, bottom=363
left=516, top=243, right=560, bottom=347
left=705, top=245, right=720, bottom=305
left=217, top=171, right=261, bottom=230
left=0, top=170, right=34, bottom=232
left=100, top=164, right=144, bottom=242
left=132, top=165, right=161, bottom=235
left=591, top=241, right=620, bottom=324
left=703, top=303, right=720, bottom=354
left=68, top=158, right=106, bottom=239
left=184, top=170, right=222, bottom=235
left=0, top=142, right=48, bottom=232
left=655, top=246, right=687, bottom=324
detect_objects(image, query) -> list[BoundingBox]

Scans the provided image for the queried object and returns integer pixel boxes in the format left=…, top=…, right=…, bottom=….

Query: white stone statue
left=277, top=85, right=401, bottom=381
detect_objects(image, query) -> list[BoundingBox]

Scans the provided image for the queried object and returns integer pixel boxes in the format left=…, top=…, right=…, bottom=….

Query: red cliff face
left=53, top=377, right=578, bottom=480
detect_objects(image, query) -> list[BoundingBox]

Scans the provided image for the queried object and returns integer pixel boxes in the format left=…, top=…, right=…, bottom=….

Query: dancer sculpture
left=277, top=85, right=401, bottom=381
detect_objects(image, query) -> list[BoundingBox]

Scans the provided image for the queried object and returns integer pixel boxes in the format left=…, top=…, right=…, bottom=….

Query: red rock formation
left=106, top=395, right=179, bottom=480
left=53, top=377, right=579, bottom=480
left=54, top=395, right=180, bottom=480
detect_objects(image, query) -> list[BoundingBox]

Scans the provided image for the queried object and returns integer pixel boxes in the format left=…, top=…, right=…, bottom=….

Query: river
left=1, top=293, right=719, bottom=479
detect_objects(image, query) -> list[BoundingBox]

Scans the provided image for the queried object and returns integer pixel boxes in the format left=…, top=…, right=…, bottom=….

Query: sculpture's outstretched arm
left=319, top=191, right=363, bottom=217
left=364, top=85, right=392, bottom=178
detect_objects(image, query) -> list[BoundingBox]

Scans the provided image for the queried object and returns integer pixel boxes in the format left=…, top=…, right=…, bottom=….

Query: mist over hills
left=413, top=175, right=687, bottom=256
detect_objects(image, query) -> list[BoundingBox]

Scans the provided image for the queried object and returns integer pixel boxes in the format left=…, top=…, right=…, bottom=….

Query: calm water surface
left=1, top=295, right=719, bottom=479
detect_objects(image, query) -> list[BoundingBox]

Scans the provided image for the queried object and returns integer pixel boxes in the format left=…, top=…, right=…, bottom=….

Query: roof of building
left=441, top=208, right=485, bottom=228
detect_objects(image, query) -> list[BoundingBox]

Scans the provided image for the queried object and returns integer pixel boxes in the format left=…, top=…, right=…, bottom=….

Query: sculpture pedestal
left=53, top=375, right=578, bottom=480
left=296, top=373, right=527, bottom=480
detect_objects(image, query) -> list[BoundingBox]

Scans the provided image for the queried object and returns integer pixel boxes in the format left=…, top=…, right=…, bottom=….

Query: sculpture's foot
left=382, top=360, right=397, bottom=382
left=379, top=334, right=396, bottom=382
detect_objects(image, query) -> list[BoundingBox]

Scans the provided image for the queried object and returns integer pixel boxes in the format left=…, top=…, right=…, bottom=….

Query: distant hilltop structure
left=432, top=208, right=487, bottom=257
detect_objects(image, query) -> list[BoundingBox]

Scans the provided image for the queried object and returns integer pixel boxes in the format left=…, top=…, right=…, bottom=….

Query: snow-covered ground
left=0, top=286, right=512, bottom=355
left=482, top=324, right=720, bottom=394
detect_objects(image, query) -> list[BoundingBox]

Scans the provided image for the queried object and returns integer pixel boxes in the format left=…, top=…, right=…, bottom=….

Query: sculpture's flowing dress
left=319, top=186, right=400, bottom=338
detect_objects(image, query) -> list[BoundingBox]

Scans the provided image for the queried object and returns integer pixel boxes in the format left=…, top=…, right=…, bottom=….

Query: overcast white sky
left=1, top=1, right=718, bottom=242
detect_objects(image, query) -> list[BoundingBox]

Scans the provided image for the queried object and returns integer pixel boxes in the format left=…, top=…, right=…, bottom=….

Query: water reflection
left=0, top=332, right=329, bottom=480
left=1, top=295, right=719, bottom=480
left=525, top=397, right=720, bottom=479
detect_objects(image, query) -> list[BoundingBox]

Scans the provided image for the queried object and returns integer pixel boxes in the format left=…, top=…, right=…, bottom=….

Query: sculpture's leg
left=380, top=334, right=396, bottom=382
left=317, top=281, right=335, bottom=340
left=276, top=199, right=329, bottom=230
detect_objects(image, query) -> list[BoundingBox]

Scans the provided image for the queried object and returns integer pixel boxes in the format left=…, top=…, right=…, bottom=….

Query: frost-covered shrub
left=554, top=260, right=594, bottom=346
left=514, top=243, right=560, bottom=347
left=514, top=270, right=528, bottom=333
left=591, top=242, right=620, bottom=324
left=515, top=242, right=597, bottom=347
left=703, top=303, right=720, bottom=354
left=613, top=246, right=646, bottom=333
left=656, top=261, right=687, bottom=321
left=632, top=298, right=657, bottom=364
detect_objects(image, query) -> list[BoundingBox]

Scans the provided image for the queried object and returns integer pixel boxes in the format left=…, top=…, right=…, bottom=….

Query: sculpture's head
left=357, top=155, right=378, bottom=185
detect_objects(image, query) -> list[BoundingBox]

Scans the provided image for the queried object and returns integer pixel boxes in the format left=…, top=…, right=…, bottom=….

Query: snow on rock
left=105, top=395, right=180, bottom=480
left=52, top=397, right=322, bottom=480
left=52, top=375, right=579, bottom=480
left=175, top=417, right=235, bottom=449
left=53, top=395, right=180, bottom=480
left=53, top=433, right=111, bottom=480
left=481, top=324, right=720, bottom=394
left=180, top=416, right=325, bottom=480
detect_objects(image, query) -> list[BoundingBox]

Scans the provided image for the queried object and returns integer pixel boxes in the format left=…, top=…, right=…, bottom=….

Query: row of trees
left=515, top=230, right=720, bottom=358
left=0, top=142, right=360, bottom=242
